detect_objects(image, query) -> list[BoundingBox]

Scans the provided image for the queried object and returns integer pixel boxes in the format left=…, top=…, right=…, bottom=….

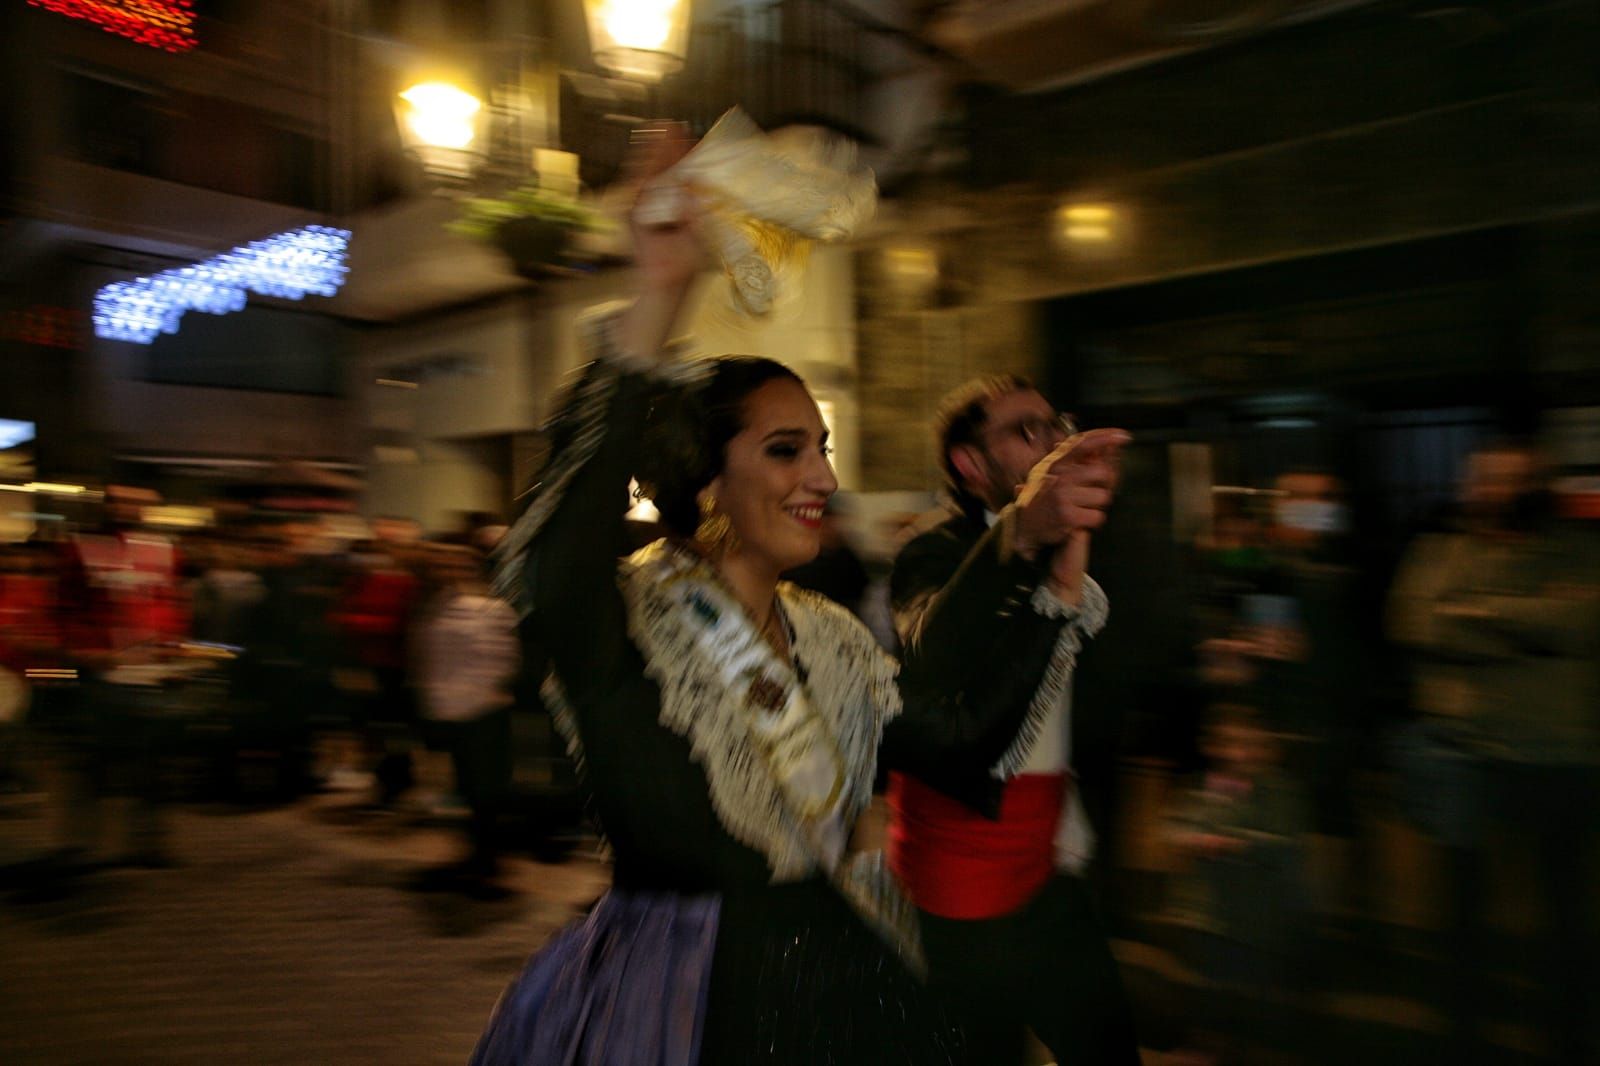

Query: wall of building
left=13, top=0, right=336, bottom=254
left=359, top=298, right=543, bottom=531
left=689, top=245, right=863, bottom=489
left=855, top=262, right=1041, bottom=492
left=2, top=1, right=357, bottom=482
left=357, top=243, right=865, bottom=529
left=2, top=255, right=359, bottom=482
left=853, top=0, right=1600, bottom=491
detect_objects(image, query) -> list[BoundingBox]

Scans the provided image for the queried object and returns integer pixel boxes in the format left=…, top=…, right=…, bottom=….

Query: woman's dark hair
left=639, top=357, right=805, bottom=537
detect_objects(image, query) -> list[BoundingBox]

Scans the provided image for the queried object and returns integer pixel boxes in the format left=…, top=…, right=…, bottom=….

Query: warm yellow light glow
left=884, top=245, right=939, bottom=284
left=398, top=82, right=483, bottom=151
left=142, top=505, right=213, bottom=529
left=1063, top=224, right=1113, bottom=243
left=600, top=0, right=676, bottom=50
left=24, top=482, right=87, bottom=494
left=1060, top=204, right=1114, bottom=224
left=1055, top=202, right=1123, bottom=247
left=584, top=0, right=689, bottom=80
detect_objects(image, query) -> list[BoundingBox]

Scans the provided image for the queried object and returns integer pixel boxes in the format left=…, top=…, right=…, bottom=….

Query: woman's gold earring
left=695, top=496, right=734, bottom=553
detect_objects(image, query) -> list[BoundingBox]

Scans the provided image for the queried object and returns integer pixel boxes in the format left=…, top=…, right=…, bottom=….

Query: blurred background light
left=1055, top=202, right=1121, bottom=245
left=0, top=419, right=37, bottom=451
left=583, top=0, right=691, bottom=82
left=141, top=505, right=214, bottom=529
left=93, top=226, right=352, bottom=345
left=882, top=244, right=940, bottom=297
left=27, top=0, right=197, bottom=53
left=1061, top=204, right=1115, bottom=224
left=397, top=82, right=483, bottom=151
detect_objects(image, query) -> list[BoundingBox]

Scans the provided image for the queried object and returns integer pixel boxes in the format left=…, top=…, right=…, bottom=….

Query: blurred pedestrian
left=411, top=543, right=519, bottom=897
left=56, top=486, right=190, bottom=867
left=332, top=539, right=421, bottom=806
left=191, top=537, right=265, bottom=649
left=1258, top=470, right=1375, bottom=931
left=253, top=518, right=343, bottom=795
left=1164, top=703, right=1309, bottom=1064
left=1387, top=438, right=1600, bottom=1064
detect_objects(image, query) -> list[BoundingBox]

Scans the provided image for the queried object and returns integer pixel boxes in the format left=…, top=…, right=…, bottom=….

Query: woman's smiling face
left=702, top=377, right=838, bottom=574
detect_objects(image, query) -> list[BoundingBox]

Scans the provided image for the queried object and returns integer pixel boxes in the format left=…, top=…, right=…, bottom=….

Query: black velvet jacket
left=889, top=508, right=1078, bottom=819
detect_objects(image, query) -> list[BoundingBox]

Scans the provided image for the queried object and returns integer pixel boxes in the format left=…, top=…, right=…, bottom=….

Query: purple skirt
left=470, top=890, right=720, bottom=1066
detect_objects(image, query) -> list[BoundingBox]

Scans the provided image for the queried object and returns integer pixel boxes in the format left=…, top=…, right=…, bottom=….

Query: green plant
left=448, top=185, right=612, bottom=244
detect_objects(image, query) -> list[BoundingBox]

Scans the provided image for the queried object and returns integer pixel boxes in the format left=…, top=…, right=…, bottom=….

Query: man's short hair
left=935, top=374, right=1033, bottom=509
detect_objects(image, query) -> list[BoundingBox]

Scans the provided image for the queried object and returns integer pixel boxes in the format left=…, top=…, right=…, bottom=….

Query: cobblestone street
left=0, top=788, right=609, bottom=1065
left=0, top=771, right=1561, bottom=1066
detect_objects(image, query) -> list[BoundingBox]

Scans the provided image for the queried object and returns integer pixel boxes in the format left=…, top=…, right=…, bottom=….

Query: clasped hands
left=1013, top=429, right=1132, bottom=601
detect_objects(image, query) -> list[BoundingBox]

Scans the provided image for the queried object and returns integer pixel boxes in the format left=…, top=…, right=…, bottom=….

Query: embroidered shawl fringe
left=546, top=547, right=924, bottom=970
left=492, top=360, right=617, bottom=618
left=617, top=549, right=897, bottom=882
left=990, top=576, right=1110, bottom=779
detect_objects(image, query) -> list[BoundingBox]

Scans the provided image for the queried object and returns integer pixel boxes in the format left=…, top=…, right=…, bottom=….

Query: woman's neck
left=713, top=547, right=781, bottom=628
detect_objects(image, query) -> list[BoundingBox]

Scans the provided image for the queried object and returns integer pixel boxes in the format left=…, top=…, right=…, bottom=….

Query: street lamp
left=582, top=0, right=691, bottom=82
left=395, top=78, right=489, bottom=181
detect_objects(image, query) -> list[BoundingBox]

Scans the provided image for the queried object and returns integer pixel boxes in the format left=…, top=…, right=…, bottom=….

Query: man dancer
left=890, top=375, right=1139, bottom=1065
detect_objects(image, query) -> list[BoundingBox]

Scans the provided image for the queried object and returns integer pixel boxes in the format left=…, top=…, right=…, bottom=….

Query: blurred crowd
left=1, top=436, right=1596, bottom=1062
left=1155, top=440, right=1599, bottom=1064
left=0, top=495, right=547, bottom=897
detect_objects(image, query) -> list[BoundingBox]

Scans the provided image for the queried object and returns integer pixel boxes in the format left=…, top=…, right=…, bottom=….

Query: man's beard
left=981, top=452, right=1024, bottom=514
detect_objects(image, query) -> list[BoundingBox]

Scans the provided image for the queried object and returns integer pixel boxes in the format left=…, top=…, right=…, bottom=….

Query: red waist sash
left=887, top=770, right=1067, bottom=920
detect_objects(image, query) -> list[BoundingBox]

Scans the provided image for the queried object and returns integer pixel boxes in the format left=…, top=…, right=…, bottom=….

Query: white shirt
left=414, top=591, right=520, bottom=722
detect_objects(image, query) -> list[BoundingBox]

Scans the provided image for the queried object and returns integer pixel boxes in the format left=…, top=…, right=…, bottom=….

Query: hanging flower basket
left=449, top=185, right=614, bottom=279
left=492, top=215, right=573, bottom=278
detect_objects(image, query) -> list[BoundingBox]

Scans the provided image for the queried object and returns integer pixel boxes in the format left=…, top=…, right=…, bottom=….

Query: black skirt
left=700, top=878, right=971, bottom=1066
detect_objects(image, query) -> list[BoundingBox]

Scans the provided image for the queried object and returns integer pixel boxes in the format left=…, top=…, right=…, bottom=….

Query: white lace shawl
left=543, top=544, right=924, bottom=969
left=544, top=542, right=899, bottom=883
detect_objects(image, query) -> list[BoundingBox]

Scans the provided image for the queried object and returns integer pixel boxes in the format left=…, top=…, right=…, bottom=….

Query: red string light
left=1, top=306, right=84, bottom=350
left=28, top=0, right=198, bottom=54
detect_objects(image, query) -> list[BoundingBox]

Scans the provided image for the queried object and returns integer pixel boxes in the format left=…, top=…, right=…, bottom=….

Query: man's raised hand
left=1013, top=428, right=1132, bottom=558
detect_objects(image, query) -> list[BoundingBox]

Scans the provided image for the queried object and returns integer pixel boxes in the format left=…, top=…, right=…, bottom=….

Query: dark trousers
left=1446, top=763, right=1596, bottom=1065
left=443, top=709, right=513, bottom=874
left=919, top=874, right=1141, bottom=1066
left=64, top=683, right=176, bottom=860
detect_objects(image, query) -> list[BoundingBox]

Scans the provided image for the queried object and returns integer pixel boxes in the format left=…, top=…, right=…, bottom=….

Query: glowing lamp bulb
left=399, top=82, right=483, bottom=151
left=584, top=0, right=689, bottom=81
left=602, top=0, right=674, bottom=49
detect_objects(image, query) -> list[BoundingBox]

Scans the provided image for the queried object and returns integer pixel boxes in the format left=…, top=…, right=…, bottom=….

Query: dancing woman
left=471, top=133, right=1069, bottom=1065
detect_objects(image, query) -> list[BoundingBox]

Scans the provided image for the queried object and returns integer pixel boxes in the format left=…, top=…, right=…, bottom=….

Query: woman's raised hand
left=626, top=123, right=706, bottom=295
left=617, top=123, right=706, bottom=357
